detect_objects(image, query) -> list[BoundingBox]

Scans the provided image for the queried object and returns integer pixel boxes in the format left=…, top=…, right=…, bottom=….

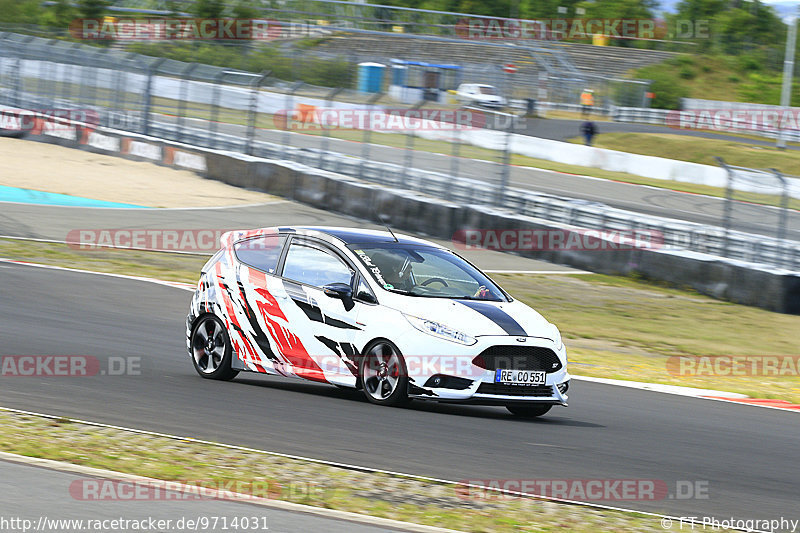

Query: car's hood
left=384, top=296, right=554, bottom=339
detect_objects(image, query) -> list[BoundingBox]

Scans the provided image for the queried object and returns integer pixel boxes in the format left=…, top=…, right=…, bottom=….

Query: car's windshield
left=349, top=244, right=507, bottom=301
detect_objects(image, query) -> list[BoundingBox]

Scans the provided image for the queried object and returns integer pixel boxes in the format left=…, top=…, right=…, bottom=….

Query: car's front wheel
left=506, top=404, right=552, bottom=418
left=359, top=340, right=409, bottom=407
left=190, top=314, right=239, bottom=381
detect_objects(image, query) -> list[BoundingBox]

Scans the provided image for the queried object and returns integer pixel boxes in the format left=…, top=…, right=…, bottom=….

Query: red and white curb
left=573, top=376, right=800, bottom=413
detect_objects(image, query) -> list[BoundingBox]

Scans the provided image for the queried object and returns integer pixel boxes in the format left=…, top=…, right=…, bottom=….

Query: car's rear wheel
left=190, top=315, right=238, bottom=381
left=506, top=404, right=552, bottom=418
left=359, top=340, right=409, bottom=406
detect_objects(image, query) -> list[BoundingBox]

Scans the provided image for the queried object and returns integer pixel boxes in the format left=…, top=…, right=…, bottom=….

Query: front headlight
left=404, top=315, right=477, bottom=346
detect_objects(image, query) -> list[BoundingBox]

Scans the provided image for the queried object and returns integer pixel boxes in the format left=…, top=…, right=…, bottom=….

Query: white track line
left=0, top=406, right=735, bottom=530
left=572, top=376, right=747, bottom=398
left=0, top=258, right=195, bottom=291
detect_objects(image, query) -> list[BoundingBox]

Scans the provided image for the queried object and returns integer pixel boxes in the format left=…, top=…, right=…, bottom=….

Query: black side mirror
left=323, top=283, right=355, bottom=311
left=356, top=291, right=377, bottom=304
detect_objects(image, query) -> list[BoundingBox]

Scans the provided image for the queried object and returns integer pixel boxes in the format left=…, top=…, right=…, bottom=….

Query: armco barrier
left=456, top=206, right=800, bottom=313
left=13, top=115, right=800, bottom=314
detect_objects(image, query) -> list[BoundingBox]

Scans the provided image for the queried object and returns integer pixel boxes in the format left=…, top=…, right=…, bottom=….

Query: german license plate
left=495, top=369, right=546, bottom=385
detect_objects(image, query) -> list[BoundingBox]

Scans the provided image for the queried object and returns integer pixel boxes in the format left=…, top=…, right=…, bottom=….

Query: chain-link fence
left=1, top=31, right=798, bottom=269
left=716, top=159, right=794, bottom=267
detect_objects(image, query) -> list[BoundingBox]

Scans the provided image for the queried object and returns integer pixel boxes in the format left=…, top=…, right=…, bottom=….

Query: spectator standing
left=580, top=120, right=597, bottom=146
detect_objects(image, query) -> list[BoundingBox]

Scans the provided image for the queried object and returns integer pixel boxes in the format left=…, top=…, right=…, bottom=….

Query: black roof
left=299, top=227, right=428, bottom=246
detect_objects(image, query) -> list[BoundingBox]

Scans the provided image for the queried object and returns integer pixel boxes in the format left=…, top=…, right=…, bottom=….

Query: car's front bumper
left=398, top=335, right=570, bottom=406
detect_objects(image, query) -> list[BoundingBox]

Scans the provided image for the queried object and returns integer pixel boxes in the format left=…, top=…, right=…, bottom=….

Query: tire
left=359, top=340, right=410, bottom=407
left=190, top=314, right=239, bottom=381
left=506, top=404, right=552, bottom=418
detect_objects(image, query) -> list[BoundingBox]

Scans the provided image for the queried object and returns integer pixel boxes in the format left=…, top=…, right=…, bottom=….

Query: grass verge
left=0, top=409, right=717, bottom=533
left=2, top=237, right=799, bottom=403
left=577, top=131, right=800, bottom=183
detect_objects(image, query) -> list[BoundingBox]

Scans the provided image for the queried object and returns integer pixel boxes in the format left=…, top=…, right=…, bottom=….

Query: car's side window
left=234, top=234, right=286, bottom=274
left=282, top=243, right=354, bottom=288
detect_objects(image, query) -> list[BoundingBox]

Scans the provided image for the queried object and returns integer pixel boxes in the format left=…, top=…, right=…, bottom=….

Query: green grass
left=578, top=131, right=800, bottom=177
left=3, top=237, right=799, bottom=403
left=634, top=54, right=800, bottom=105
left=0, top=409, right=699, bottom=533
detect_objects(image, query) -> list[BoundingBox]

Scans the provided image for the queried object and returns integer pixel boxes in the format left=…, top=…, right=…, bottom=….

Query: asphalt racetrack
left=0, top=260, right=797, bottom=526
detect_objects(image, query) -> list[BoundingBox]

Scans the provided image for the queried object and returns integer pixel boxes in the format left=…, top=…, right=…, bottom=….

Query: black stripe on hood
left=457, top=300, right=527, bottom=336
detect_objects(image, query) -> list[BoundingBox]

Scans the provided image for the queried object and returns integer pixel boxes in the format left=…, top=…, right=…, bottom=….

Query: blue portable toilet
left=357, top=62, right=386, bottom=93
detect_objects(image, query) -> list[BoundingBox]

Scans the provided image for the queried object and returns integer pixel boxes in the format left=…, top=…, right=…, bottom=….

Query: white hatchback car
left=186, top=227, right=569, bottom=417
left=455, top=83, right=507, bottom=108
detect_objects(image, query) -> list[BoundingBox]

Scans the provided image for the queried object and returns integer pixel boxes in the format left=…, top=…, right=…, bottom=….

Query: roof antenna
left=373, top=208, right=399, bottom=242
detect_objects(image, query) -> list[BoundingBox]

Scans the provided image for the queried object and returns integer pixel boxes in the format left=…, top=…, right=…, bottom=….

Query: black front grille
left=476, top=383, right=554, bottom=397
left=473, top=346, right=562, bottom=373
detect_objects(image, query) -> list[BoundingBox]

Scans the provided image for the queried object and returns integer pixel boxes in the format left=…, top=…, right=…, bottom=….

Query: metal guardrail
left=140, top=116, right=800, bottom=271
left=1, top=33, right=798, bottom=271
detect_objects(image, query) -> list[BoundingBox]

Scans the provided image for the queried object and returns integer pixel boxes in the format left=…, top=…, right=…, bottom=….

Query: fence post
left=280, top=81, right=305, bottom=159
left=770, top=168, right=790, bottom=268
left=716, top=157, right=735, bottom=259
left=359, top=92, right=383, bottom=179
left=246, top=71, right=270, bottom=156
left=141, top=57, right=166, bottom=137
left=401, top=98, right=426, bottom=187
left=449, top=106, right=466, bottom=199
left=209, top=70, right=226, bottom=149
left=497, top=111, right=513, bottom=207
left=177, top=62, right=198, bottom=143
left=319, top=86, right=344, bottom=166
